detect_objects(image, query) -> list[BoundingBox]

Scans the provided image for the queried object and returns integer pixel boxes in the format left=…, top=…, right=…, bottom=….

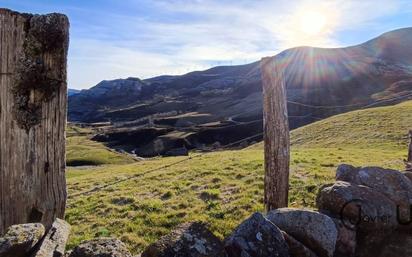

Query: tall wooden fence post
left=407, top=130, right=412, bottom=171
left=408, top=130, right=412, bottom=163
left=0, top=9, right=69, bottom=234
left=261, top=57, right=290, bottom=211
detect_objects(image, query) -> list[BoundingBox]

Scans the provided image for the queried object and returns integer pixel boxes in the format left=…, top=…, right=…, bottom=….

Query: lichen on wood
left=12, top=13, right=69, bottom=130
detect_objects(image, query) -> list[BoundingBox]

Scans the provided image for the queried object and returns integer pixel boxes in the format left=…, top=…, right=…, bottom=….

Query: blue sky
left=1, top=0, right=412, bottom=89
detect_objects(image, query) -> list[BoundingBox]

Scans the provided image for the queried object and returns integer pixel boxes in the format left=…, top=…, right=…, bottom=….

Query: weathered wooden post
left=0, top=9, right=69, bottom=234
left=261, top=57, right=290, bottom=211
left=408, top=130, right=412, bottom=162
left=407, top=130, right=412, bottom=171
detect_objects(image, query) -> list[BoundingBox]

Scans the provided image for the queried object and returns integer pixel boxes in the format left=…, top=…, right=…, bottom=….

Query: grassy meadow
left=65, top=101, right=412, bottom=254
left=66, top=126, right=136, bottom=166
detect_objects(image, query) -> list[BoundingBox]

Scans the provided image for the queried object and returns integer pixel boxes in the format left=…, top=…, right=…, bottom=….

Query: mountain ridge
left=68, top=27, right=412, bottom=157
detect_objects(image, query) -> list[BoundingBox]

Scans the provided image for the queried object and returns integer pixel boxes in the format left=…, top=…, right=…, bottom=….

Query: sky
left=1, top=0, right=412, bottom=89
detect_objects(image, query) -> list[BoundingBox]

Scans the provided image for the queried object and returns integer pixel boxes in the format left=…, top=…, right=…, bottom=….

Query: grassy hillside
left=66, top=125, right=136, bottom=166
left=65, top=101, right=411, bottom=254
left=291, top=101, right=412, bottom=149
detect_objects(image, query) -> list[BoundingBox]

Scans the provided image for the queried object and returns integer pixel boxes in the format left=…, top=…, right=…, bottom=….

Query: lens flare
left=276, top=2, right=340, bottom=48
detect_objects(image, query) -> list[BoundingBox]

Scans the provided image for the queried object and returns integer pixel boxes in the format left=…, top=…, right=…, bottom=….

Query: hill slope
left=291, top=101, right=412, bottom=149
left=68, top=28, right=412, bottom=157
left=66, top=101, right=412, bottom=254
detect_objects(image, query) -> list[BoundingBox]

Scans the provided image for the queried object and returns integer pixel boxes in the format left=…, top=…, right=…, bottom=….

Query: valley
left=68, top=28, right=412, bottom=158
left=65, top=101, right=412, bottom=254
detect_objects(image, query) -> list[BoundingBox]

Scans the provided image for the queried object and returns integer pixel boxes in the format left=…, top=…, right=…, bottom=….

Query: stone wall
left=2, top=164, right=412, bottom=257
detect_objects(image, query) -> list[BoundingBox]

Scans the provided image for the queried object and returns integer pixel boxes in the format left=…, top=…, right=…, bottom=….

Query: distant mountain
left=68, top=28, right=412, bottom=157
left=68, top=89, right=80, bottom=96
left=69, top=77, right=146, bottom=121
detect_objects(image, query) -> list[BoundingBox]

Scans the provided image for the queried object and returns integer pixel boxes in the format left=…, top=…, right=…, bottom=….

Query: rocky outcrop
left=0, top=223, right=45, bottom=257
left=224, top=212, right=289, bottom=257
left=267, top=208, right=337, bottom=257
left=142, top=222, right=226, bottom=257
left=68, top=238, right=132, bottom=257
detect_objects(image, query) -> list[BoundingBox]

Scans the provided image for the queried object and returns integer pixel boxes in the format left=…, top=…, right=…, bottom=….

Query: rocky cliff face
left=69, top=77, right=146, bottom=121
left=68, top=89, right=80, bottom=96
left=68, top=28, right=412, bottom=157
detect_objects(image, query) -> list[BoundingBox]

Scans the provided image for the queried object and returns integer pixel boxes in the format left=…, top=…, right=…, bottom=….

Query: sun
left=299, top=11, right=327, bottom=36
left=271, top=2, right=340, bottom=48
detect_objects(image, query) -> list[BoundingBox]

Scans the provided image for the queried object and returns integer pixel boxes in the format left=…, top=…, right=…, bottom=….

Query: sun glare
left=277, top=4, right=339, bottom=48
left=299, top=11, right=327, bottom=36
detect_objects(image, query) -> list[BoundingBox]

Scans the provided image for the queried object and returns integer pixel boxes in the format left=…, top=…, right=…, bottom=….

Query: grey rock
left=321, top=165, right=412, bottom=257
left=33, top=218, right=71, bottom=257
left=281, top=231, right=318, bottom=257
left=331, top=218, right=356, bottom=257
left=403, top=171, right=412, bottom=182
left=356, top=230, right=412, bottom=257
left=267, top=208, right=336, bottom=257
left=335, top=164, right=360, bottom=184
left=68, top=238, right=132, bottom=257
left=142, top=222, right=226, bottom=257
left=224, top=212, right=289, bottom=257
left=336, top=164, right=412, bottom=206
left=0, top=223, right=45, bottom=257
left=316, top=181, right=398, bottom=230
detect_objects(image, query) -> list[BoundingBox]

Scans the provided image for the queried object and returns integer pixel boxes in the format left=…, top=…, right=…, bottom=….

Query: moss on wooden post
left=12, top=13, right=68, bottom=130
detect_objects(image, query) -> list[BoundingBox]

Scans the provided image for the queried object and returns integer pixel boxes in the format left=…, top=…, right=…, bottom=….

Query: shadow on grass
left=67, top=159, right=105, bottom=167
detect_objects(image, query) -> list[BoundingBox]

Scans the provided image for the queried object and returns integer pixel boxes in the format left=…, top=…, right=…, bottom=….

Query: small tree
left=261, top=57, right=290, bottom=211
left=0, top=9, right=69, bottom=234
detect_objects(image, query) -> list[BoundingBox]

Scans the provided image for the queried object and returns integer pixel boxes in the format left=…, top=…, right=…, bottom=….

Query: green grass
left=65, top=101, right=412, bottom=254
left=290, top=101, right=412, bottom=150
left=66, top=125, right=136, bottom=166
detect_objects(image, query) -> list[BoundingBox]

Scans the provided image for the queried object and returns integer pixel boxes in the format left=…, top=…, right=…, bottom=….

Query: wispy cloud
left=59, top=0, right=412, bottom=88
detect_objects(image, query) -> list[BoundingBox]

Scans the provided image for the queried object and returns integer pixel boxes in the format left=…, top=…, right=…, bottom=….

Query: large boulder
left=356, top=230, right=412, bottom=257
left=280, top=231, right=318, bottom=257
left=319, top=164, right=412, bottom=257
left=142, top=222, right=226, bottom=257
left=0, top=223, right=45, bottom=257
left=316, top=181, right=398, bottom=230
left=331, top=218, right=356, bottom=257
left=267, top=208, right=336, bottom=257
left=224, top=212, right=289, bottom=257
left=68, top=238, right=132, bottom=257
left=336, top=164, right=412, bottom=206
left=33, top=218, right=71, bottom=257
